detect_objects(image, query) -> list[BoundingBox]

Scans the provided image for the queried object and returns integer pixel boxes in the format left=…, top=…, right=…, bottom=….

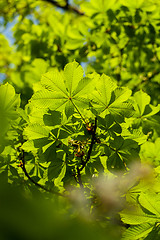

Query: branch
left=41, top=0, right=84, bottom=15
left=145, top=70, right=160, bottom=81
left=76, top=166, right=84, bottom=189
left=80, top=117, right=97, bottom=172
left=19, top=149, right=66, bottom=197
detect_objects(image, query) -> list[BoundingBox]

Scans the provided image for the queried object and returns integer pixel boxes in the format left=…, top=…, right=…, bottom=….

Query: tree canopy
left=1, top=1, right=160, bottom=239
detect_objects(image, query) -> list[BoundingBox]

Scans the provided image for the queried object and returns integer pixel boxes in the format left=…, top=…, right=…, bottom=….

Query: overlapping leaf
left=144, top=225, right=160, bottom=240
left=90, top=74, right=134, bottom=120
left=120, top=205, right=158, bottom=225
left=121, top=191, right=160, bottom=239
left=132, top=91, right=160, bottom=118
left=139, top=192, right=160, bottom=216
left=97, top=114, right=122, bottom=137
left=140, top=138, right=160, bottom=166
left=30, top=61, right=95, bottom=118
left=107, top=136, right=139, bottom=171
left=0, top=83, right=20, bottom=135
left=121, top=223, right=154, bottom=240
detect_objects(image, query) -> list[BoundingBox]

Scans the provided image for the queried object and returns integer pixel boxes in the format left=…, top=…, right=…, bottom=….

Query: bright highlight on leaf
left=1, top=0, right=160, bottom=238
left=31, top=61, right=95, bottom=118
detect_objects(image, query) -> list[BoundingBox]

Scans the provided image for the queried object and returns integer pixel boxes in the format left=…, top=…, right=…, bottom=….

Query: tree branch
left=19, top=149, right=66, bottom=197
left=76, top=166, right=84, bottom=189
left=41, top=0, right=84, bottom=15
left=79, top=117, right=97, bottom=172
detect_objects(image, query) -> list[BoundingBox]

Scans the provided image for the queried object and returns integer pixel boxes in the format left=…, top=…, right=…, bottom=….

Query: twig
left=79, top=117, right=97, bottom=172
left=41, top=0, right=84, bottom=15
left=19, top=149, right=66, bottom=197
left=76, top=166, right=84, bottom=189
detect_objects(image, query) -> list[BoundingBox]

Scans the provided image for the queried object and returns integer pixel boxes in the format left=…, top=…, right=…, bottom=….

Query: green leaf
left=41, top=69, right=67, bottom=94
left=65, top=100, right=75, bottom=118
left=24, top=124, right=50, bottom=140
left=22, top=140, right=37, bottom=153
left=0, top=83, right=20, bottom=135
left=30, top=90, right=68, bottom=110
left=110, top=88, right=132, bottom=106
left=144, top=225, right=160, bottom=240
left=82, top=0, right=118, bottom=16
left=122, top=128, right=147, bottom=145
left=142, top=115, right=160, bottom=136
left=72, top=76, right=96, bottom=97
left=132, top=91, right=160, bottom=118
left=139, top=192, right=160, bottom=216
left=109, top=102, right=134, bottom=121
left=91, top=74, right=117, bottom=111
left=0, top=83, right=20, bottom=118
left=48, top=159, right=63, bottom=180
left=140, top=138, right=160, bottom=166
left=97, top=114, right=122, bottom=137
left=40, top=142, right=57, bottom=162
left=30, top=61, right=93, bottom=118
left=43, top=110, right=62, bottom=127
left=64, top=61, right=84, bottom=96
left=108, top=137, right=139, bottom=170
left=122, top=223, right=154, bottom=240
left=120, top=205, right=159, bottom=225
left=134, top=90, right=150, bottom=116
left=90, top=75, right=134, bottom=119
left=107, top=152, right=126, bottom=171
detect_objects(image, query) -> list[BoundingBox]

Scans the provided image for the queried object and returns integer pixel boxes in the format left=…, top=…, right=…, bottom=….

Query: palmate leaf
left=139, top=192, right=160, bottom=216
left=81, top=0, right=118, bottom=16
left=133, top=90, right=150, bottom=116
left=120, top=191, right=160, bottom=240
left=107, top=137, right=139, bottom=171
left=0, top=83, right=20, bottom=135
left=91, top=74, right=116, bottom=111
left=122, top=223, right=154, bottom=240
left=121, top=192, right=160, bottom=240
left=109, top=102, right=134, bottom=122
left=23, top=123, right=53, bottom=154
left=23, top=122, right=70, bottom=163
left=107, top=152, right=126, bottom=171
left=140, top=138, right=160, bottom=166
left=90, top=75, right=134, bottom=120
left=30, top=61, right=94, bottom=118
left=97, top=114, right=122, bottom=136
left=23, top=125, right=64, bottom=183
left=128, top=91, right=160, bottom=134
left=121, top=128, right=147, bottom=145
left=132, top=91, right=160, bottom=118
left=120, top=205, right=159, bottom=225
left=0, top=83, right=20, bottom=119
left=142, top=115, right=160, bottom=135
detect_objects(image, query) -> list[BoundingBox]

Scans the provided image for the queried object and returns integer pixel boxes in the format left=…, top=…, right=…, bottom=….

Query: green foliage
left=120, top=191, right=160, bottom=239
left=1, top=0, right=160, bottom=239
